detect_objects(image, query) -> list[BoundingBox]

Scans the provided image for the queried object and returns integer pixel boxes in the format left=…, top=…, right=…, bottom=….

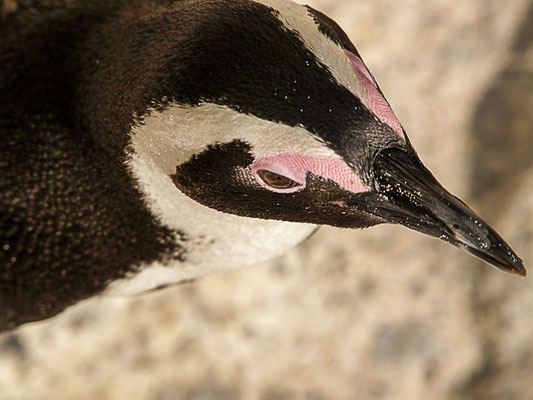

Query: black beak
left=347, top=147, right=526, bottom=276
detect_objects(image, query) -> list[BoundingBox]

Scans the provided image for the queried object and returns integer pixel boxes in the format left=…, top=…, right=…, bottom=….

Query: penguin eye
left=256, top=169, right=301, bottom=190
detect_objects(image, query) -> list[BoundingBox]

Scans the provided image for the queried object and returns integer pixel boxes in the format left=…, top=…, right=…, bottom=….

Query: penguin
left=0, top=0, right=526, bottom=331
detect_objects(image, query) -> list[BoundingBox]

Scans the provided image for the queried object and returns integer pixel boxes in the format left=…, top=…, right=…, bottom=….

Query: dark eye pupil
left=257, top=170, right=299, bottom=189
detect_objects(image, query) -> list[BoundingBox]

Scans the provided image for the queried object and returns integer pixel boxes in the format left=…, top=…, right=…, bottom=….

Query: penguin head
left=123, top=0, right=525, bottom=275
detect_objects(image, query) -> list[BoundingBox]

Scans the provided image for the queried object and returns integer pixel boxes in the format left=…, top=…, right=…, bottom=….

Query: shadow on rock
left=469, top=2, right=533, bottom=213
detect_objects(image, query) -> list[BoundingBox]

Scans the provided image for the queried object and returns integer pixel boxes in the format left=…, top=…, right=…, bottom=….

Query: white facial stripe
left=130, top=102, right=342, bottom=177
left=128, top=101, right=339, bottom=240
left=253, top=0, right=359, bottom=94
left=252, top=0, right=405, bottom=139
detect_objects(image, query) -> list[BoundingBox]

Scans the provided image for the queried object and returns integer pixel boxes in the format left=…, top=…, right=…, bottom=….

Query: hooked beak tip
left=510, top=263, right=527, bottom=278
left=457, top=242, right=527, bottom=277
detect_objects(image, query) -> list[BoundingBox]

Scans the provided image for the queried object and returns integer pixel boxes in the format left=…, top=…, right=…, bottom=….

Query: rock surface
left=1, top=0, right=532, bottom=399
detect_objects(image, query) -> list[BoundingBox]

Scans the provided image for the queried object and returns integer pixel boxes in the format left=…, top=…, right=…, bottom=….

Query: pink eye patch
left=345, top=50, right=404, bottom=138
left=251, top=153, right=370, bottom=194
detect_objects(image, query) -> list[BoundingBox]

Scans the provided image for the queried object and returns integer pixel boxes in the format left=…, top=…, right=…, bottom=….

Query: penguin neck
left=105, top=179, right=317, bottom=295
left=106, top=104, right=319, bottom=295
left=162, top=187, right=317, bottom=273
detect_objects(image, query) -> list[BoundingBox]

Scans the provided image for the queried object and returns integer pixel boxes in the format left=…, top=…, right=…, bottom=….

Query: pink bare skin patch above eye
left=251, top=153, right=370, bottom=194
left=345, top=50, right=404, bottom=138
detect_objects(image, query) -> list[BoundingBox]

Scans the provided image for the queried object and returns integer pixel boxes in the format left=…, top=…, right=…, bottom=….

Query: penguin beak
left=345, top=147, right=526, bottom=276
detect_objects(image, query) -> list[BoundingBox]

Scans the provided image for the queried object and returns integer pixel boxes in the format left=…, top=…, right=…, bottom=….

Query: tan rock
left=1, top=0, right=531, bottom=399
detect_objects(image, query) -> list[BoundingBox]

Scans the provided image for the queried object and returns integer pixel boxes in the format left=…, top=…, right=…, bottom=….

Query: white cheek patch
left=251, top=153, right=370, bottom=194
left=345, top=50, right=404, bottom=138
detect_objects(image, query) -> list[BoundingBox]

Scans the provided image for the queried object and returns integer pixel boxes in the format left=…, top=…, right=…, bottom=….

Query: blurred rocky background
left=1, top=0, right=532, bottom=399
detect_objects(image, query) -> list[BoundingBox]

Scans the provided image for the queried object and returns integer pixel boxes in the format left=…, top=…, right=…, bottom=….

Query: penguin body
left=0, top=0, right=525, bottom=330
